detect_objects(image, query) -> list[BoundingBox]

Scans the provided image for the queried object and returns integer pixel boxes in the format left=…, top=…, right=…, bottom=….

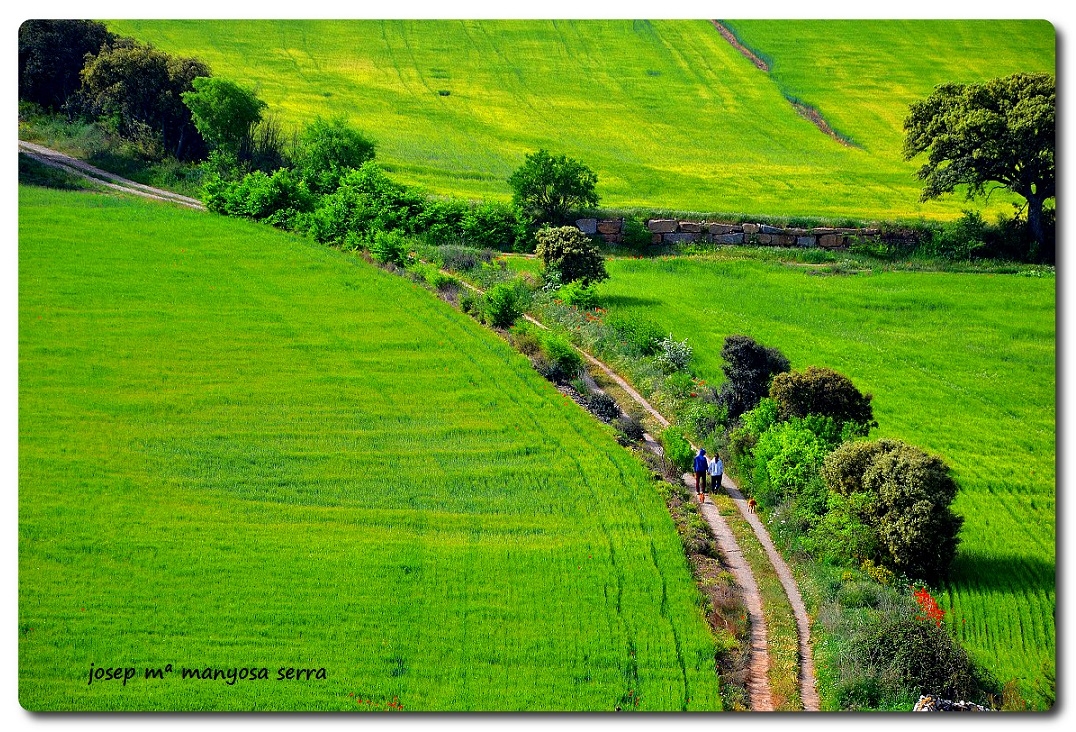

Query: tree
left=903, top=73, right=1055, bottom=261
left=182, top=76, right=266, bottom=160
left=19, top=20, right=115, bottom=111
left=508, top=149, right=599, bottom=226
left=75, top=40, right=210, bottom=160
left=716, top=335, right=790, bottom=422
left=821, top=439, right=964, bottom=583
left=292, top=117, right=377, bottom=195
left=534, top=226, right=608, bottom=286
left=769, top=366, right=876, bottom=437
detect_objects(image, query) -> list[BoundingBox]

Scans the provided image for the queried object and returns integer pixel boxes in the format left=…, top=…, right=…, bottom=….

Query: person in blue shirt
left=692, top=448, right=709, bottom=502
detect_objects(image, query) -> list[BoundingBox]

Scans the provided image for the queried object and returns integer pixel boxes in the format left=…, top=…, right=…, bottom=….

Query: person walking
left=693, top=448, right=709, bottom=502
left=708, top=452, right=724, bottom=495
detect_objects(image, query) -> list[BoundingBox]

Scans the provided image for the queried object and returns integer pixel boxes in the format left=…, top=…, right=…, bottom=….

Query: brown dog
left=747, top=497, right=757, bottom=514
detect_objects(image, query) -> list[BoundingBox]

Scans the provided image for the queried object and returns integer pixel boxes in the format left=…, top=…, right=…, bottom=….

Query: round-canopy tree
left=508, top=149, right=599, bottom=226
left=769, top=366, right=877, bottom=437
left=716, top=335, right=790, bottom=422
left=534, top=226, right=608, bottom=286
left=903, top=72, right=1055, bottom=261
left=19, top=19, right=115, bottom=112
left=182, top=76, right=266, bottom=161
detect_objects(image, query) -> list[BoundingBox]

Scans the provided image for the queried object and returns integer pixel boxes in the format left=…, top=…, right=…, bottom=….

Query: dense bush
left=769, top=366, right=877, bottom=437
left=820, top=439, right=963, bottom=582
left=19, top=20, right=115, bottom=112
left=750, top=418, right=830, bottom=513
left=292, top=116, right=377, bottom=195
left=716, top=335, right=790, bottom=422
left=659, top=426, right=694, bottom=473
left=370, top=229, right=409, bottom=266
left=536, top=330, right=582, bottom=383
left=181, top=76, right=266, bottom=161
left=203, top=167, right=314, bottom=227
left=462, top=200, right=528, bottom=252
left=483, top=282, right=523, bottom=328
left=555, top=280, right=600, bottom=310
left=585, top=391, right=621, bottom=422
left=416, top=198, right=468, bottom=246
left=438, top=245, right=494, bottom=273
left=535, top=226, right=608, bottom=286
left=615, top=413, right=646, bottom=443
left=306, top=163, right=425, bottom=244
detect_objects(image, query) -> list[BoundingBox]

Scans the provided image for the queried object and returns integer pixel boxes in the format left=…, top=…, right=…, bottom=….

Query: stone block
left=760, top=224, right=783, bottom=235
left=797, top=236, right=817, bottom=248
left=678, top=221, right=703, bottom=233
left=709, top=223, right=739, bottom=235
left=818, top=234, right=844, bottom=248
left=776, top=234, right=797, bottom=246
left=757, top=233, right=772, bottom=244
left=811, top=227, right=837, bottom=235
left=652, top=233, right=664, bottom=245
left=714, top=233, right=745, bottom=245
left=575, top=218, right=597, bottom=235
left=741, top=223, right=760, bottom=234
left=663, top=232, right=698, bottom=244
left=788, top=228, right=809, bottom=236
left=597, top=220, right=622, bottom=235
left=647, top=219, right=678, bottom=233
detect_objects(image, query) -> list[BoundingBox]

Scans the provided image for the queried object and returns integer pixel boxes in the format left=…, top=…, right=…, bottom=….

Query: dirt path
left=18, top=140, right=207, bottom=210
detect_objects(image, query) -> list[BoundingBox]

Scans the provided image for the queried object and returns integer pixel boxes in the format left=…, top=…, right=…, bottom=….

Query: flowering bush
left=655, top=333, right=692, bottom=373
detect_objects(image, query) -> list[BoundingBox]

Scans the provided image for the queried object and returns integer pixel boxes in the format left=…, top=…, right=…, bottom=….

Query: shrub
left=659, top=426, right=694, bottom=473
left=203, top=167, right=314, bottom=226
left=417, top=197, right=468, bottom=246
left=439, top=245, right=493, bottom=273
left=585, top=391, right=621, bottom=422
left=534, top=226, right=608, bottom=286
left=662, top=371, right=695, bottom=399
left=483, top=282, right=523, bottom=328
left=751, top=418, right=831, bottom=511
left=716, top=335, right=790, bottom=422
left=770, top=366, right=877, bottom=436
left=537, top=331, right=582, bottom=381
left=462, top=200, right=528, bottom=252
left=682, top=399, right=727, bottom=443
left=555, top=280, right=599, bottom=310
left=654, top=333, right=692, bottom=373
left=821, top=439, right=964, bottom=582
left=509, top=323, right=542, bottom=356
left=620, top=217, right=653, bottom=249
left=181, top=76, right=266, bottom=161
left=922, top=209, right=988, bottom=260
left=370, top=229, right=409, bottom=266
left=292, top=116, right=376, bottom=195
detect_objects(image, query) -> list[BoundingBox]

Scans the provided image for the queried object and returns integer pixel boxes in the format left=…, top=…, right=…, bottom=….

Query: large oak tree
left=903, top=73, right=1055, bottom=261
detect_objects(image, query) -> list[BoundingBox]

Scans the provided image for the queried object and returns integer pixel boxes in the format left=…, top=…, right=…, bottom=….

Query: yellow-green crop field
left=593, top=253, right=1055, bottom=703
left=105, top=19, right=1053, bottom=220
left=18, top=185, right=722, bottom=711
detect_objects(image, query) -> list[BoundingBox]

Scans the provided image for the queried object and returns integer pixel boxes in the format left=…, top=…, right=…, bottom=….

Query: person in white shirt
left=708, top=453, right=724, bottom=494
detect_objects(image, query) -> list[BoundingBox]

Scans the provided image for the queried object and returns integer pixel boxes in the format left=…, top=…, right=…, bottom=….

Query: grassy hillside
left=593, top=254, right=1055, bottom=703
left=105, top=19, right=1053, bottom=220
left=17, top=185, right=723, bottom=711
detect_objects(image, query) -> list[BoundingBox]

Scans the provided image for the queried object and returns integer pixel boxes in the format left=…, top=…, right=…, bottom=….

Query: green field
left=104, top=19, right=1053, bottom=220
left=18, top=185, right=723, bottom=711
left=592, top=253, right=1055, bottom=698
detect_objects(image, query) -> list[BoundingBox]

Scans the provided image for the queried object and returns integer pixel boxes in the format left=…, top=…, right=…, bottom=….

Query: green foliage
left=661, top=371, right=695, bottom=399
left=536, top=330, right=582, bottom=383
left=416, top=197, right=468, bottom=245
left=203, top=166, right=314, bottom=227
left=716, top=335, right=790, bottom=422
left=654, top=333, right=693, bottom=374
left=462, top=200, right=528, bottom=252
left=903, top=73, right=1055, bottom=261
left=370, top=229, right=409, bottom=266
left=555, top=280, right=599, bottom=310
left=659, top=427, right=694, bottom=473
left=483, top=282, right=523, bottom=328
left=306, top=162, right=424, bottom=245
left=769, top=366, right=877, bottom=437
left=19, top=19, right=115, bottom=112
left=534, top=226, right=608, bottom=286
left=750, top=419, right=830, bottom=512
left=508, top=149, right=599, bottom=226
left=181, top=76, right=266, bottom=160
left=821, top=439, right=964, bottom=582
left=439, top=245, right=493, bottom=273
left=921, top=209, right=988, bottom=260
left=293, top=116, right=377, bottom=195
left=74, top=40, right=210, bottom=160
left=681, top=398, right=727, bottom=444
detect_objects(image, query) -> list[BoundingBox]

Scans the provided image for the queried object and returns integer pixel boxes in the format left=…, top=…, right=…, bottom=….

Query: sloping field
left=18, top=185, right=722, bottom=711
left=105, top=19, right=1053, bottom=220
left=595, top=255, right=1056, bottom=703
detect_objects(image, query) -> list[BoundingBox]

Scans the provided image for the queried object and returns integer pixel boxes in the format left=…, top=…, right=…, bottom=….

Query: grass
left=18, top=184, right=723, bottom=711
left=103, top=19, right=1053, bottom=220
left=591, top=251, right=1055, bottom=705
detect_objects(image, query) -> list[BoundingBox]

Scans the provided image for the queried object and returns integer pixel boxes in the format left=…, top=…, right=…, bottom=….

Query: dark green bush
left=585, top=391, right=621, bottom=422
left=292, top=116, right=376, bottom=195
left=203, top=167, right=314, bottom=226
left=555, top=280, right=599, bottom=310
left=769, top=366, right=877, bottom=437
left=462, top=200, right=528, bottom=252
left=509, top=323, right=542, bottom=356
left=716, top=335, right=790, bottom=422
left=417, top=197, right=468, bottom=246
left=483, top=282, right=523, bottom=328
left=439, top=245, right=493, bottom=273
left=659, top=426, right=694, bottom=473
left=615, top=414, right=646, bottom=443
left=535, top=226, right=608, bottom=286
left=370, top=229, right=409, bottom=266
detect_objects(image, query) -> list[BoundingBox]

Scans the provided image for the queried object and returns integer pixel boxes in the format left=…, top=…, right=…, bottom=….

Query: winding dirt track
left=20, top=139, right=818, bottom=711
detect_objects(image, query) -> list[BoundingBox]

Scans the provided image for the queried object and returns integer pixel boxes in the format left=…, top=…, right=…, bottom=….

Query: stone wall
left=575, top=217, right=921, bottom=250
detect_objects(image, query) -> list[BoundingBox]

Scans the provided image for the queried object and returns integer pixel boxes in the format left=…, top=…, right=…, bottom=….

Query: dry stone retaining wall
left=575, top=217, right=921, bottom=250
